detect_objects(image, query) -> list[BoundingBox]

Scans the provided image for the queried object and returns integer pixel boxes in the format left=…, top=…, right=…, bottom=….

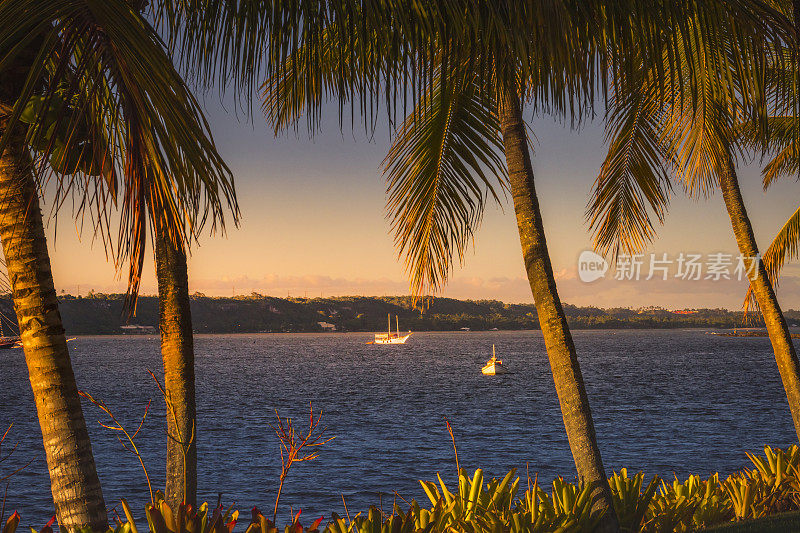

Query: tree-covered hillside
left=0, top=293, right=793, bottom=335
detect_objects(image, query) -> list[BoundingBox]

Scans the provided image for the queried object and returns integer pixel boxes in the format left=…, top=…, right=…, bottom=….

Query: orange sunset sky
left=42, top=98, right=800, bottom=310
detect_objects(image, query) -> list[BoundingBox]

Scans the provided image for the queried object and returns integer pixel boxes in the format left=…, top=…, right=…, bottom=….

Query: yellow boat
left=481, top=345, right=507, bottom=375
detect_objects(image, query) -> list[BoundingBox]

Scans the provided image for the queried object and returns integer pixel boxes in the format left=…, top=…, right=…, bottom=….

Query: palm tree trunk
left=720, top=159, right=800, bottom=441
left=0, top=116, right=107, bottom=530
left=497, top=89, right=618, bottom=532
left=154, top=225, right=197, bottom=509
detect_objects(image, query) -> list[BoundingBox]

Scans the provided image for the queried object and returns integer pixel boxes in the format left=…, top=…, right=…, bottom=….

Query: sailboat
left=481, top=345, right=507, bottom=375
left=0, top=316, right=20, bottom=349
left=369, top=314, right=412, bottom=345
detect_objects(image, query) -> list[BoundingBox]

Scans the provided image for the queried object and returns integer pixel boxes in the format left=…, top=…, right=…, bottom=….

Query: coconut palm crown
left=0, top=0, right=239, bottom=305
left=586, top=2, right=800, bottom=440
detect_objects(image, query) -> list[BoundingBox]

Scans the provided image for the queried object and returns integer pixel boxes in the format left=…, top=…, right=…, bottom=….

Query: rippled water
left=1, top=330, right=797, bottom=526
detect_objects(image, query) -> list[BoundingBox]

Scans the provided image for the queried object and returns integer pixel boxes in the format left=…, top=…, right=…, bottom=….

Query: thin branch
left=270, top=404, right=334, bottom=523
left=79, top=389, right=155, bottom=505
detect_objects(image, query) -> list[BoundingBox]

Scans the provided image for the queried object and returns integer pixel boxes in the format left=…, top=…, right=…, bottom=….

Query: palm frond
left=747, top=115, right=800, bottom=187
left=655, top=14, right=744, bottom=198
left=159, top=0, right=457, bottom=123
left=258, top=1, right=602, bottom=138
left=588, top=75, right=673, bottom=258
left=744, top=205, right=800, bottom=313
left=763, top=140, right=800, bottom=186
left=384, top=73, right=507, bottom=299
left=738, top=38, right=798, bottom=159
left=261, top=22, right=386, bottom=135
left=661, top=96, right=737, bottom=198
left=159, top=0, right=792, bottom=120
left=0, top=0, right=239, bottom=310
left=589, top=0, right=778, bottom=258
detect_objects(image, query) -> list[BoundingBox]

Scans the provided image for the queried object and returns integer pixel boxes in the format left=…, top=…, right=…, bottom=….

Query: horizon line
left=43, top=291, right=798, bottom=313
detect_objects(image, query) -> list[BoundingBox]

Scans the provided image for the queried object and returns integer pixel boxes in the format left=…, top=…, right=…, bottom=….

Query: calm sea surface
left=1, top=330, right=797, bottom=526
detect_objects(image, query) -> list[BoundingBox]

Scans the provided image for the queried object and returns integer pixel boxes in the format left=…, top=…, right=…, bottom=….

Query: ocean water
left=0, top=330, right=796, bottom=526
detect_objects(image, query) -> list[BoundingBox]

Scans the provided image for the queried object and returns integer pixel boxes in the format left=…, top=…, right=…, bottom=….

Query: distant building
left=120, top=324, right=157, bottom=334
left=317, top=321, right=336, bottom=331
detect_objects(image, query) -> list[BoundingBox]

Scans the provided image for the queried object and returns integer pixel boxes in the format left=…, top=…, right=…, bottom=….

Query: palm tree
left=719, top=162, right=800, bottom=440
left=155, top=225, right=199, bottom=509
left=0, top=0, right=235, bottom=524
left=587, top=6, right=800, bottom=440
left=497, top=87, right=618, bottom=524
left=257, top=3, right=788, bottom=530
left=741, top=6, right=800, bottom=317
left=0, top=31, right=108, bottom=532
left=0, top=67, right=108, bottom=531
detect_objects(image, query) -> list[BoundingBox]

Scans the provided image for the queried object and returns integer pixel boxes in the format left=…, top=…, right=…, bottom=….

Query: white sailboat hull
left=481, top=361, right=507, bottom=375
left=373, top=333, right=412, bottom=344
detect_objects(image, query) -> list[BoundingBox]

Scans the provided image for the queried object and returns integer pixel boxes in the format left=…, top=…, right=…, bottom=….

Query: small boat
left=0, top=336, right=19, bottom=349
left=368, top=314, right=412, bottom=345
left=481, top=345, right=507, bottom=375
left=5, top=337, right=73, bottom=349
left=0, top=320, right=20, bottom=349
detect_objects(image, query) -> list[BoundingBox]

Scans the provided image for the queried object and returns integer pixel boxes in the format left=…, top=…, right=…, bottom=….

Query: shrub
left=14, top=445, right=800, bottom=533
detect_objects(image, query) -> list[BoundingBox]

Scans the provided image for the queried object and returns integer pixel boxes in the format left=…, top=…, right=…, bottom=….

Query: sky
left=41, top=95, right=800, bottom=310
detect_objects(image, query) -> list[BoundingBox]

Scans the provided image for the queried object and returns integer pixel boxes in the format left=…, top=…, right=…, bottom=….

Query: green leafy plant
left=14, top=445, right=800, bottom=532
left=688, top=474, right=733, bottom=528
left=723, top=472, right=769, bottom=521
left=747, top=444, right=800, bottom=512
left=644, top=485, right=697, bottom=533
left=141, top=493, right=238, bottom=533
left=608, top=468, right=659, bottom=532
left=1, top=512, right=19, bottom=533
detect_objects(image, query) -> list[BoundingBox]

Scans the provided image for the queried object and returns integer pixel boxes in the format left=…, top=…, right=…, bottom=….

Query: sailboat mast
left=396, top=315, right=399, bottom=335
left=388, top=313, right=391, bottom=336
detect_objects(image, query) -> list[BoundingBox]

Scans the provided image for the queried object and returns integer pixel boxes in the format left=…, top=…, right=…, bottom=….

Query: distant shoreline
left=74, top=327, right=800, bottom=337
left=0, top=293, right=788, bottom=335
left=711, top=330, right=800, bottom=339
